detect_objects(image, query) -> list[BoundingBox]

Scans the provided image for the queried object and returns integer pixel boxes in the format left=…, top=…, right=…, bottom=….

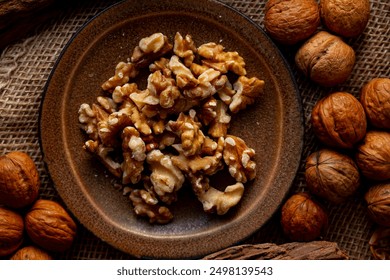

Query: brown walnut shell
left=295, top=31, right=355, bottom=87
left=311, top=92, right=367, bottom=149
left=0, top=151, right=40, bottom=209
left=365, top=183, right=390, bottom=227
left=25, top=199, right=77, bottom=252
left=281, top=192, right=328, bottom=242
left=0, top=207, right=24, bottom=257
left=10, top=245, right=52, bottom=260
left=305, top=149, right=360, bottom=204
left=360, top=78, right=390, bottom=129
left=356, top=131, right=390, bottom=181
left=264, top=0, right=320, bottom=45
left=320, top=0, right=370, bottom=38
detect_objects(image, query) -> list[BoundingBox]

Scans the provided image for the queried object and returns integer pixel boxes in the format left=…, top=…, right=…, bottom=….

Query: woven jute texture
left=0, top=0, right=389, bottom=260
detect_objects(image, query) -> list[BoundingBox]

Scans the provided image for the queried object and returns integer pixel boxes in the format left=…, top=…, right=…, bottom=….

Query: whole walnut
left=0, top=151, right=40, bottom=209
left=25, top=199, right=77, bottom=252
left=365, top=183, right=390, bottom=227
left=295, top=31, right=355, bottom=87
left=281, top=192, right=328, bottom=242
left=360, top=78, right=390, bottom=129
left=10, top=245, right=52, bottom=260
left=0, top=207, right=24, bottom=257
left=311, top=92, right=367, bottom=149
left=264, top=0, right=320, bottom=45
left=305, top=149, right=360, bottom=204
left=356, top=131, right=390, bottom=181
left=320, top=0, right=370, bottom=38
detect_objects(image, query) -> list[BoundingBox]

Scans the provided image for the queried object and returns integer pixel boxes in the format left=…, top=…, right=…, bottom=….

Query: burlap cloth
left=0, top=0, right=389, bottom=260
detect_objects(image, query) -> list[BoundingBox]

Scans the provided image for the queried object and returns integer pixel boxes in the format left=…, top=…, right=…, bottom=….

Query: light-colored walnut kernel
left=198, top=42, right=247, bottom=76
left=189, top=174, right=245, bottom=215
left=167, top=111, right=205, bottom=157
left=230, top=76, right=264, bottom=113
left=264, top=0, right=320, bottom=45
left=131, top=33, right=173, bottom=68
left=129, top=188, right=173, bottom=224
left=320, top=0, right=370, bottom=38
left=223, top=135, right=256, bottom=183
left=146, top=150, right=185, bottom=202
left=295, top=31, right=355, bottom=87
left=121, top=127, right=146, bottom=184
left=79, top=32, right=263, bottom=223
left=173, top=32, right=197, bottom=67
left=101, top=62, right=138, bottom=92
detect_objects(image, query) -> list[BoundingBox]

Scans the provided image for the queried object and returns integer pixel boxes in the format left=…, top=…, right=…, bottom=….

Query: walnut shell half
left=0, top=151, right=40, bottom=209
left=295, top=31, right=355, bottom=87
left=0, top=207, right=24, bottom=257
left=281, top=192, right=328, bottom=242
left=305, top=149, right=360, bottom=204
left=320, top=0, right=370, bottom=38
left=264, top=0, right=320, bottom=45
left=25, top=199, right=77, bottom=252
left=356, top=131, right=390, bottom=181
left=360, top=78, right=390, bottom=129
left=365, top=183, right=390, bottom=227
left=311, top=92, right=367, bottom=149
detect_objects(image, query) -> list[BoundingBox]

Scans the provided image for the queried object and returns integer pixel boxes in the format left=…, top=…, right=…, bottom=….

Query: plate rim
left=38, top=0, right=304, bottom=259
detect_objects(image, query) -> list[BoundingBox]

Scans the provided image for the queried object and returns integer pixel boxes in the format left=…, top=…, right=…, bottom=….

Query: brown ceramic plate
left=39, top=0, right=303, bottom=259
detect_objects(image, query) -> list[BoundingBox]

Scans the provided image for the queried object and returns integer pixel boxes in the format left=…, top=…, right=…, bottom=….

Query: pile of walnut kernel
left=78, top=32, right=264, bottom=224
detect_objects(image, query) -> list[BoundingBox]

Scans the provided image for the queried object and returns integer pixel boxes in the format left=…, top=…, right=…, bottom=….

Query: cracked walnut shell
left=0, top=207, right=24, bottom=257
left=360, top=78, right=390, bottom=129
left=25, top=199, right=77, bottom=252
left=356, top=131, right=390, bottom=181
left=295, top=31, right=355, bottom=87
left=365, top=183, right=390, bottom=227
left=281, top=193, right=328, bottom=242
left=320, top=0, right=370, bottom=38
left=0, top=151, right=40, bottom=209
left=264, top=0, right=320, bottom=45
left=305, top=149, right=360, bottom=204
left=311, top=92, right=367, bottom=149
